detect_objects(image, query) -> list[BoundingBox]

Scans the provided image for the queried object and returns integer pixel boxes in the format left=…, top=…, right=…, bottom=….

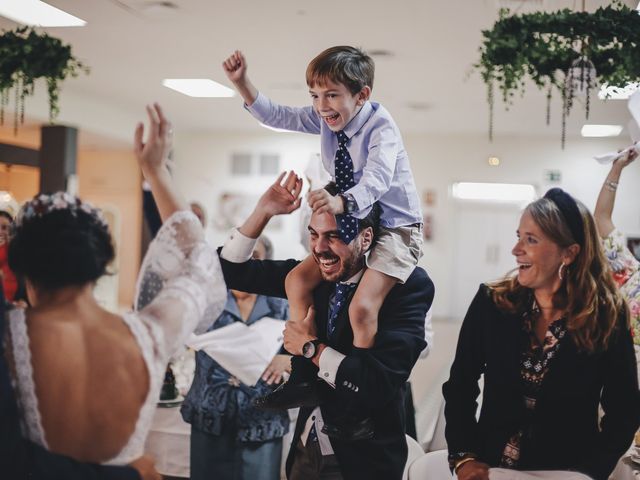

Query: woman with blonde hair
left=443, top=188, right=640, bottom=480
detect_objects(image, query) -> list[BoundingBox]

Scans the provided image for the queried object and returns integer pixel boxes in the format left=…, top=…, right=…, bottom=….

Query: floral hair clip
left=15, top=192, right=109, bottom=229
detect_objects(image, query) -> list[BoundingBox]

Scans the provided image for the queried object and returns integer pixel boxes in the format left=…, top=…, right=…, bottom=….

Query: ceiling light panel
left=581, top=124, right=623, bottom=137
left=162, top=79, right=235, bottom=98
left=452, top=182, right=536, bottom=203
left=0, top=0, right=86, bottom=27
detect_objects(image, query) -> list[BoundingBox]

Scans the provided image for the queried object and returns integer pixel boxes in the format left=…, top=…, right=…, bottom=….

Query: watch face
left=302, top=340, right=316, bottom=359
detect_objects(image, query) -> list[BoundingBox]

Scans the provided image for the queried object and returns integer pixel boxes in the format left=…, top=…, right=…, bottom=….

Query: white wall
left=173, top=130, right=640, bottom=319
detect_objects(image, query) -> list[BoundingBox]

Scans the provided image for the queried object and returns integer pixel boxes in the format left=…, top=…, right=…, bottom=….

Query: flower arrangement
left=0, top=27, right=89, bottom=134
left=476, top=1, right=640, bottom=147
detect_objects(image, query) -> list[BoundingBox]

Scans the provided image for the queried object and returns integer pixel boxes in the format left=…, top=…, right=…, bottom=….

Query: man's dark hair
left=324, top=182, right=380, bottom=242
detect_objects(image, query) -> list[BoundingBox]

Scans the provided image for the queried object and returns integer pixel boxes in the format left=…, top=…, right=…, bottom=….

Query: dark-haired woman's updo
left=8, top=193, right=115, bottom=289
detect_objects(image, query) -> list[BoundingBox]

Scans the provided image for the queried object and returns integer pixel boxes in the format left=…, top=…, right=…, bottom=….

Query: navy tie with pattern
left=334, top=130, right=358, bottom=244
left=327, top=283, right=357, bottom=339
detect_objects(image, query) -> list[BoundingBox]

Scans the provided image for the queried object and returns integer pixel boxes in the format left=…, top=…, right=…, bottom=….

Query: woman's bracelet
left=605, top=180, right=618, bottom=192
left=454, top=456, right=477, bottom=473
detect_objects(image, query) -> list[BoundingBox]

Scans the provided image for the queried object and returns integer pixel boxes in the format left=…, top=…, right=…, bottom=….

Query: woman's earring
left=558, top=262, right=566, bottom=280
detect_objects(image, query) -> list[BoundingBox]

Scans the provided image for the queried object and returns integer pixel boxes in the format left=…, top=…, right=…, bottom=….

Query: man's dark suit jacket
left=0, top=301, right=140, bottom=480
left=443, top=284, right=640, bottom=480
left=218, top=254, right=435, bottom=480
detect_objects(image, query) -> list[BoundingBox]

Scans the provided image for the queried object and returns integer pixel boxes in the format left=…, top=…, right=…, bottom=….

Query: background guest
left=443, top=188, right=640, bottom=480
left=594, top=148, right=640, bottom=380
left=0, top=210, right=22, bottom=303
left=181, top=234, right=291, bottom=480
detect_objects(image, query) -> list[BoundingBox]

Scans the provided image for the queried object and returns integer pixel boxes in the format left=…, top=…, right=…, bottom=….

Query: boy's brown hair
left=306, top=46, right=374, bottom=95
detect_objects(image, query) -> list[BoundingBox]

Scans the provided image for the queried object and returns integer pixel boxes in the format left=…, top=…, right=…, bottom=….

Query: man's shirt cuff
left=220, top=228, right=257, bottom=262
left=317, top=346, right=345, bottom=388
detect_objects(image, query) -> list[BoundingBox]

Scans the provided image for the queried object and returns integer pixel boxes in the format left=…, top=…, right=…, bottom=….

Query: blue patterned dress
left=181, top=291, right=290, bottom=479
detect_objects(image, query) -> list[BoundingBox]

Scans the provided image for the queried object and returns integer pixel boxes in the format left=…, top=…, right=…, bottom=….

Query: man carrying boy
left=218, top=172, right=434, bottom=479
left=222, top=47, right=424, bottom=421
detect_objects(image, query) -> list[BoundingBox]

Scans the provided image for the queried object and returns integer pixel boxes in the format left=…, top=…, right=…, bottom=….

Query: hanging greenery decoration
left=476, top=1, right=640, bottom=148
left=0, top=27, right=89, bottom=134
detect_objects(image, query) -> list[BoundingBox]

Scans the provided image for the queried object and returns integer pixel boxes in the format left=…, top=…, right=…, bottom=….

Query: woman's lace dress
left=7, top=211, right=227, bottom=465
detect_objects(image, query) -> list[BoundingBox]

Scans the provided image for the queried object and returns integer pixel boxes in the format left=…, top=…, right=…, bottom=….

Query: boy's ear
left=356, top=86, right=372, bottom=105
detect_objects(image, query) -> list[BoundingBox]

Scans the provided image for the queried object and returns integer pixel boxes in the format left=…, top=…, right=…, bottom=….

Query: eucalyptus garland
left=0, top=27, right=89, bottom=134
left=476, top=1, right=640, bottom=147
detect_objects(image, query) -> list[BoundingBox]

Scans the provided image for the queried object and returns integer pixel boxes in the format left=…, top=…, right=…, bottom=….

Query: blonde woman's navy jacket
left=443, top=284, right=640, bottom=480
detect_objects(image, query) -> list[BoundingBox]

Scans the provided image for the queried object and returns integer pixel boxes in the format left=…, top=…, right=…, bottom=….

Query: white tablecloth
left=144, top=405, right=191, bottom=478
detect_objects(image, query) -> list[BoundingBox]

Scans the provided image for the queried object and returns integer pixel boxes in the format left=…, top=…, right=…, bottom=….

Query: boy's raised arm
left=222, top=50, right=259, bottom=106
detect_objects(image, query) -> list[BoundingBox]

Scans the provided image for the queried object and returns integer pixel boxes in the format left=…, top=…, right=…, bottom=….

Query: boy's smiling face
left=309, top=79, right=371, bottom=132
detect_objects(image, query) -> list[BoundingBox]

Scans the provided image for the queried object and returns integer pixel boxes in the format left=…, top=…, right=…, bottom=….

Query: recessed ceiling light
left=598, top=83, right=639, bottom=100
left=581, top=124, right=623, bottom=137
left=0, top=0, right=86, bottom=26
left=162, top=79, right=235, bottom=98
left=487, top=156, right=500, bottom=166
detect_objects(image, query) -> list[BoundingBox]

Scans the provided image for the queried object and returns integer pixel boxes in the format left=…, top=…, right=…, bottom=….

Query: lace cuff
left=134, top=210, right=227, bottom=358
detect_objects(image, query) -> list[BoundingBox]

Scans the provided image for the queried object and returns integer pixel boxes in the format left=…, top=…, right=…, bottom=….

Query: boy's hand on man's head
left=222, top=50, right=248, bottom=84
left=308, top=188, right=344, bottom=215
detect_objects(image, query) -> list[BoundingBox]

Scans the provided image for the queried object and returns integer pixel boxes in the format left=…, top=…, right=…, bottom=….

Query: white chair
left=403, top=434, right=426, bottom=479
left=408, top=449, right=450, bottom=480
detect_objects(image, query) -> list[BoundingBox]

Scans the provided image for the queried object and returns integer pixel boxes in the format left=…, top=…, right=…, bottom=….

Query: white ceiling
left=0, top=0, right=636, bottom=144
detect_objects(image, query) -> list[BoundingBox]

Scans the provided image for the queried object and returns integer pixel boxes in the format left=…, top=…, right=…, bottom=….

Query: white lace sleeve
left=134, top=210, right=227, bottom=359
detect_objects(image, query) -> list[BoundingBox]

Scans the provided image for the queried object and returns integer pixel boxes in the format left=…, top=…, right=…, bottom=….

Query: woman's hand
left=134, top=103, right=172, bottom=179
left=456, top=459, right=490, bottom=480
left=261, top=354, right=292, bottom=385
left=612, top=145, right=638, bottom=171
left=128, top=455, right=161, bottom=480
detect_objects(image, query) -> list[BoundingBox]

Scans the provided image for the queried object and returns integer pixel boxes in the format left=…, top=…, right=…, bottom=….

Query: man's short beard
left=316, top=239, right=365, bottom=282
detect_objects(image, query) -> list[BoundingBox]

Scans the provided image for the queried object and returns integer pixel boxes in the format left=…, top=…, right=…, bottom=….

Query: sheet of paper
left=593, top=142, right=639, bottom=164
left=186, top=317, right=285, bottom=386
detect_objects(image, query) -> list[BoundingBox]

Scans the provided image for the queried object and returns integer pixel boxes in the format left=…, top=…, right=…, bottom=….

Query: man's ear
left=359, top=226, right=374, bottom=252
left=356, top=86, right=371, bottom=106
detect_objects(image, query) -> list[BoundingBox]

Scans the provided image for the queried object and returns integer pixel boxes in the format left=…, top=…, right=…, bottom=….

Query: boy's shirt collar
left=341, top=101, right=374, bottom=140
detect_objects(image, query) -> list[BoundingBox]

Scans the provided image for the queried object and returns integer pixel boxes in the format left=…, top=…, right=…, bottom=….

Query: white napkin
left=593, top=142, right=640, bottom=165
left=186, top=317, right=284, bottom=387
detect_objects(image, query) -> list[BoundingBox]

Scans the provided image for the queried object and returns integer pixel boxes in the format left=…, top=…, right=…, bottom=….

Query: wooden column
left=39, top=125, right=77, bottom=193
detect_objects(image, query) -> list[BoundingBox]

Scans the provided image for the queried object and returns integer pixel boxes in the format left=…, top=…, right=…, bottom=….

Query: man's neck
left=339, top=260, right=366, bottom=284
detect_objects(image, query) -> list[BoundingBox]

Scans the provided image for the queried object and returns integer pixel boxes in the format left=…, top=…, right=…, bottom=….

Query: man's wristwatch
left=302, top=339, right=322, bottom=359
left=339, top=193, right=358, bottom=214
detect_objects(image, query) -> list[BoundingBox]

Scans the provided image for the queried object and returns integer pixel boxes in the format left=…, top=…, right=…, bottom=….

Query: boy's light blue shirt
left=246, top=92, right=422, bottom=229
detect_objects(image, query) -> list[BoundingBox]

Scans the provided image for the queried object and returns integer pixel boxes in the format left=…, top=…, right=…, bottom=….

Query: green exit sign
left=545, top=170, right=561, bottom=183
